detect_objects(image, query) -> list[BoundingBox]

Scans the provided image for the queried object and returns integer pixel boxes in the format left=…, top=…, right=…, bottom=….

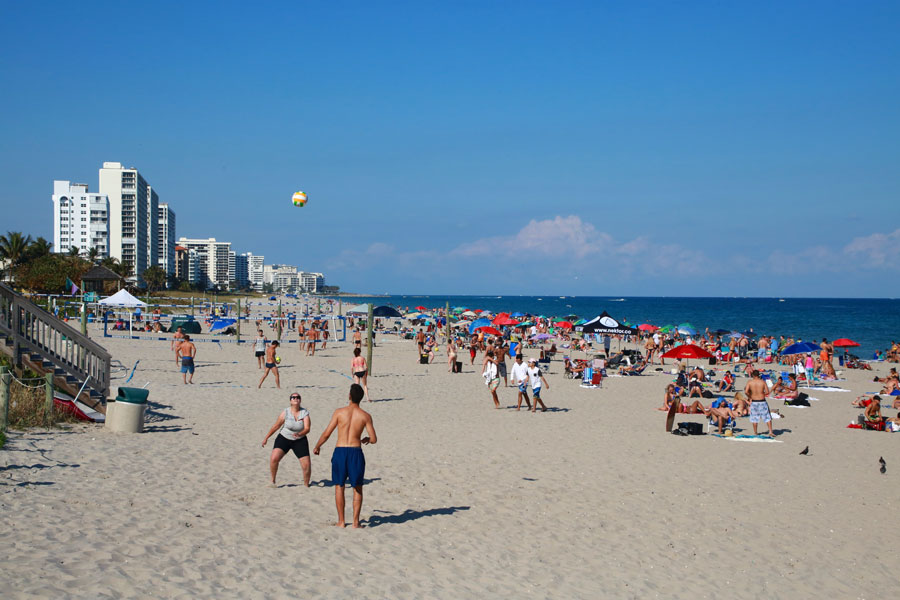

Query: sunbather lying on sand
left=657, top=384, right=705, bottom=414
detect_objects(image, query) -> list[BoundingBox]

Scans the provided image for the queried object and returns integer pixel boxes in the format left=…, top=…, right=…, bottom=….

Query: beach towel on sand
left=712, top=433, right=783, bottom=443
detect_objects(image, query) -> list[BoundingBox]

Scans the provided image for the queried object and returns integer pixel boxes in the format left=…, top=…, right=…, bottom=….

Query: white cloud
left=843, top=229, right=900, bottom=267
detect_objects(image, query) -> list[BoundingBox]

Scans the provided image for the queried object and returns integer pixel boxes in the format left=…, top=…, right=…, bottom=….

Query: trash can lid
left=116, top=387, right=150, bottom=404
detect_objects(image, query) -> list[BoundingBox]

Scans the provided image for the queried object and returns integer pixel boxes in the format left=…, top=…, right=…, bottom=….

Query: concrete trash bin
left=105, top=387, right=149, bottom=433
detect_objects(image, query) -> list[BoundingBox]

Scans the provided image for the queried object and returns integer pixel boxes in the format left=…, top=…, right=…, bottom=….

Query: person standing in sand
left=351, top=348, right=370, bottom=401
left=254, top=330, right=267, bottom=369
left=258, top=340, right=281, bottom=389
left=526, top=358, right=549, bottom=412
left=171, top=326, right=184, bottom=364
left=483, top=350, right=501, bottom=408
left=745, top=370, right=774, bottom=437
left=313, top=384, right=377, bottom=529
left=178, top=334, right=196, bottom=384
left=262, top=393, right=311, bottom=487
left=447, top=337, right=458, bottom=372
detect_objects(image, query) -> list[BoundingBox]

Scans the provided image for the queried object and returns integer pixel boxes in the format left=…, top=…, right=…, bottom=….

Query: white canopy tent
left=99, top=289, right=147, bottom=334
left=346, top=303, right=370, bottom=315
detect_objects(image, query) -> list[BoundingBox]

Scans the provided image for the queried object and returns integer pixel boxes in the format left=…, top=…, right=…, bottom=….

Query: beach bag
left=677, top=422, right=704, bottom=435
left=701, top=390, right=714, bottom=399
left=453, top=361, right=462, bottom=373
left=785, top=396, right=810, bottom=407
left=708, top=357, right=717, bottom=365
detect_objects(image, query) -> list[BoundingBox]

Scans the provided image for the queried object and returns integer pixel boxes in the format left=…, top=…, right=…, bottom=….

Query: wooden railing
left=0, top=283, right=111, bottom=401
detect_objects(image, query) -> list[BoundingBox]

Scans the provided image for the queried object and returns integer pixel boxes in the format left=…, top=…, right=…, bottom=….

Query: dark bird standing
left=799, top=446, right=809, bottom=455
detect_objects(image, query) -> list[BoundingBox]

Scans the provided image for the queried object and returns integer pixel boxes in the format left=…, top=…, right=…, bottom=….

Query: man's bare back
left=745, top=377, right=768, bottom=401
left=333, top=404, right=374, bottom=447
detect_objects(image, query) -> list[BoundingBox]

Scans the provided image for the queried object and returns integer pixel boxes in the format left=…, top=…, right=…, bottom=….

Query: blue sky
left=1, top=1, right=898, bottom=296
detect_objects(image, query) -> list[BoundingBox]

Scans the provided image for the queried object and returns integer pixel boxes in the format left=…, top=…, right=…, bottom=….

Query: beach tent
left=99, top=289, right=146, bottom=308
left=99, top=289, right=148, bottom=334
left=346, top=304, right=370, bottom=315
left=372, top=305, right=403, bottom=318
left=578, top=312, right=638, bottom=335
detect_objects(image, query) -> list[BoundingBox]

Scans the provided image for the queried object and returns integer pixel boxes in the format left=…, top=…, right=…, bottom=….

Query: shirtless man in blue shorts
left=314, top=384, right=377, bottom=528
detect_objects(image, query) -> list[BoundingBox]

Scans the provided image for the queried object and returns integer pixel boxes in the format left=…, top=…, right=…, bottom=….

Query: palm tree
left=87, top=247, right=99, bottom=264
left=27, top=237, right=53, bottom=259
left=0, top=231, right=33, bottom=283
left=68, top=245, right=81, bottom=258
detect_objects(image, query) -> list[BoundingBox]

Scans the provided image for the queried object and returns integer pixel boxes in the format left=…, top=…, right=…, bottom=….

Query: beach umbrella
left=661, top=344, right=714, bottom=360
left=740, top=330, right=757, bottom=338
left=415, top=305, right=427, bottom=311
left=780, top=341, right=821, bottom=356
left=555, top=321, right=573, bottom=329
left=832, top=338, right=860, bottom=348
left=372, top=305, right=403, bottom=318
left=460, top=310, right=477, bottom=317
left=638, top=323, right=658, bottom=332
left=495, top=317, right=520, bottom=326
left=468, top=318, right=492, bottom=334
left=712, top=329, right=731, bottom=336
left=677, top=326, right=697, bottom=336
left=573, top=319, right=586, bottom=326
left=517, top=321, right=534, bottom=327
left=476, top=326, right=502, bottom=336
left=659, top=325, right=674, bottom=333
left=532, top=333, right=553, bottom=340
left=511, top=312, right=525, bottom=318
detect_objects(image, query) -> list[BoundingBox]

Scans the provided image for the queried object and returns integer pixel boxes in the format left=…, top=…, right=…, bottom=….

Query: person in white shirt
left=510, top=354, right=532, bottom=411
left=526, top=358, right=550, bottom=412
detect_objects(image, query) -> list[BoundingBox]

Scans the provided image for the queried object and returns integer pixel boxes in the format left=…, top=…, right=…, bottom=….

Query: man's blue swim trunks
left=332, top=447, right=366, bottom=487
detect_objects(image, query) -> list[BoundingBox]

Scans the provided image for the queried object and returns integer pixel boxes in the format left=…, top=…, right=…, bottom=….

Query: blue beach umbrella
left=511, top=312, right=525, bottom=318
left=677, top=326, right=697, bottom=336
left=781, top=341, right=821, bottom=356
left=468, top=318, right=492, bottom=334
left=209, top=318, right=236, bottom=333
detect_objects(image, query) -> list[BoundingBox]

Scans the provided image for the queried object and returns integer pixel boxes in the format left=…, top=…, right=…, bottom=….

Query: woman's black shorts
left=274, top=434, right=310, bottom=458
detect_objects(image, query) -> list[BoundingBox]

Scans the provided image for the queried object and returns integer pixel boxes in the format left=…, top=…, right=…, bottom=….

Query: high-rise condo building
left=51, top=181, right=110, bottom=258
left=98, top=161, right=159, bottom=284
left=234, top=252, right=265, bottom=291
left=177, top=237, right=232, bottom=289
left=158, top=203, right=176, bottom=277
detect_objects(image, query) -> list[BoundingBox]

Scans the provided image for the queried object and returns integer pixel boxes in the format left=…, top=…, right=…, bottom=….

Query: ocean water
left=340, top=295, right=900, bottom=358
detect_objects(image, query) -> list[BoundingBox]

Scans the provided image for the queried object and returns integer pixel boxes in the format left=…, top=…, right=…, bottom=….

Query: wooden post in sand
left=44, top=373, right=54, bottom=425
left=446, top=301, right=451, bottom=343
left=338, top=299, right=342, bottom=317
left=0, top=366, right=10, bottom=434
left=366, top=303, right=374, bottom=376
left=277, top=300, right=283, bottom=341
left=81, top=301, right=87, bottom=336
left=236, top=299, right=242, bottom=344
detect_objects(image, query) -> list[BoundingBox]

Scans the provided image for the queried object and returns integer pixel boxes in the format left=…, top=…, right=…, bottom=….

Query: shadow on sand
left=364, top=506, right=471, bottom=528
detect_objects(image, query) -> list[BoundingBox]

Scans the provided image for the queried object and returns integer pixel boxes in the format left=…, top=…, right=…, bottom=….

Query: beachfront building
left=263, top=264, right=300, bottom=292
left=234, top=252, right=264, bottom=291
left=177, top=237, right=232, bottom=290
left=157, top=203, right=176, bottom=278
left=98, top=161, right=159, bottom=285
left=174, top=245, right=202, bottom=286
left=299, top=271, right=325, bottom=293
left=51, top=180, right=109, bottom=258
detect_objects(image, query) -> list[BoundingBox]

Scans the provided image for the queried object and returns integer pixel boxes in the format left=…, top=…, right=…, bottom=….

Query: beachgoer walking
left=254, top=330, right=267, bottom=369
left=483, top=350, right=501, bottom=408
left=351, top=348, right=370, bottom=401
left=262, top=393, right=311, bottom=487
left=416, top=329, right=425, bottom=359
left=313, top=384, right=377, bottom=528
left=495, top=338, right=508, bottom=387
left=178, top=335, right=196, bottom=384
left=447, top=338, right=458, bottom=372
left=526, top=358, right=549, bottom=412
left=745, top=370, right=774, bottom=437
left=353, top=327, right=362, bottom=350
left=258, top=340, right=281, bottom=389
left=510, top=354, right=531, bottom=411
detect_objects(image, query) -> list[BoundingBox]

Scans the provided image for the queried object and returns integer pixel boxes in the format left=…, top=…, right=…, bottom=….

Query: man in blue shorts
left=314, top=384, right=377, bottom=528
left=178, top=335, right=196, bottom=385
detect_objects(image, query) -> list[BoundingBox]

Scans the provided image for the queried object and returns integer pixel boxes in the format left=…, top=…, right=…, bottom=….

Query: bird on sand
left=799, top=446, right=809, bottom=455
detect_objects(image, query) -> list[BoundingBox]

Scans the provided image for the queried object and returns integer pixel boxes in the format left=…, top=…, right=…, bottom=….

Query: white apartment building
left=177, top=237, right=232, bottom=289
left=158, top=203, right=176, bottom=277
left=51, top=181, right=109, bottom=258
left=98, top=161, right=159, bottom=283
left=234, top=252, right=265, bottom=291
left=263, top=264, right=300, bottom=292
left=300, top=271, right=325, bottom=293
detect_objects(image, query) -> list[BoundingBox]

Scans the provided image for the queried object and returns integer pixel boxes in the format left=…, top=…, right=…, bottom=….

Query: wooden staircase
left=1, top=282, right=111, bottom=413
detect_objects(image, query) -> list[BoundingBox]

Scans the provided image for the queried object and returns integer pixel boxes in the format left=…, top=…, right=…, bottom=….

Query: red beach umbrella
left=494, top=317, right=520, bottom=326
left=638, top=323, right=658, bottom=331
left=554, top=321, right=573, bottom=329
left=476, top=326, right=502, bottom=336
left=416, top=306, right=427, bottom=311
left=661, top=344, right=714, bottom=360
left=832, top=338, right=860, bottom=348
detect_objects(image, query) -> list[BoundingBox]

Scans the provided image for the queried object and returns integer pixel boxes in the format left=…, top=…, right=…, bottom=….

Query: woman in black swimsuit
left=351, top=348, right=370, bottom=401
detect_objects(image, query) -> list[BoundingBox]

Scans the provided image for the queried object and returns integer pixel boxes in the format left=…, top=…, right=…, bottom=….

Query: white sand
left=2, top=327, right=899, bottom=598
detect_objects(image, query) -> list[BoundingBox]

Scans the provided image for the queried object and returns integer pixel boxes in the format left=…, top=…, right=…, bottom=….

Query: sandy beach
left=2, top=326, right=899, bottom=599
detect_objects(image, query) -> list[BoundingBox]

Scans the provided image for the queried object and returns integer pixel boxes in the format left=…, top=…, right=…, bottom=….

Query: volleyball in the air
left=292, top=191, right=308, bottom=207
left=275, top=356, right=281, bottom=364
